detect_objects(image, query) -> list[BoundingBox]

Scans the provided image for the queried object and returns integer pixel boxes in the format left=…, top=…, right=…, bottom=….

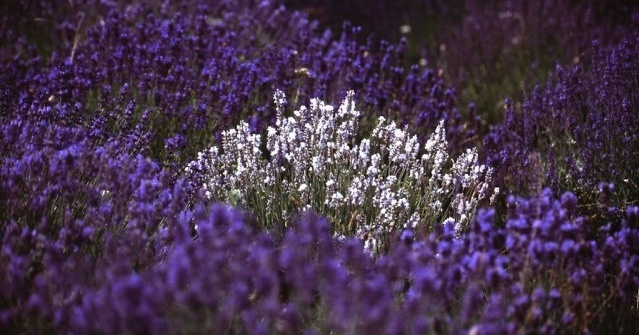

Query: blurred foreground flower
left=66, top=191, right=639, bottom=334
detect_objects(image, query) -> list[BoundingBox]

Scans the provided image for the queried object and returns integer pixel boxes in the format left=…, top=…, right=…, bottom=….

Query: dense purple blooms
left=0, top=140, right=189, bottom=332
left=485, top=34, right=639, bottom=218
left=2, top=0, right=473, bottom=175
left=287, top=0, right=639, bottom=123
left=4, top=191, right=634, bottom=334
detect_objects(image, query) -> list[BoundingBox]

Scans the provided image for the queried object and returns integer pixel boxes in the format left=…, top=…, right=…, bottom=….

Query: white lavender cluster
left=185, top=90, right=497, bottom=251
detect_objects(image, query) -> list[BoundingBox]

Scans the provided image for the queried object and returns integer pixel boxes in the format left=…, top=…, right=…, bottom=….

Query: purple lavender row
left=1, top=0, right=470, bottom=174
left=286, top=0, right=639, bottom=122
left=3, top=189, right=637, bottom=334
left=485, top=34, right=639, bottom=218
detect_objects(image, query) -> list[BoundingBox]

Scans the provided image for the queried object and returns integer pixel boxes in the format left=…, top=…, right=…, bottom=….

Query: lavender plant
left=485, top=35, right=639, bottom=220
left=186, top=90, right=496, bottom=251
left=287, top=0, right=639, bottom=127
left=0, top=140, right=187, bottom=333
left=60, top=192, right=639, bottom=334
left=2, top=0, right=475, bottom=179
left=424, top=0, right=639, bottom=123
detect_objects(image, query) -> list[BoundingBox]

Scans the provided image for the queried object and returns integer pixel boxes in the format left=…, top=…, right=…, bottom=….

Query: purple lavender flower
left=485, top=34, right=639, bottom=222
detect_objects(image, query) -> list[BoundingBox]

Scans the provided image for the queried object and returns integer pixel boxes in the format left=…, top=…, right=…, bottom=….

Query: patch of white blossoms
left=185, top=90, right=498, bottom=251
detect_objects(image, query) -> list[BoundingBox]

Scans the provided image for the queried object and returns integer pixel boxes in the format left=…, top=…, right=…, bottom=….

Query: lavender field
left=1, top=0, right=639, bottom=334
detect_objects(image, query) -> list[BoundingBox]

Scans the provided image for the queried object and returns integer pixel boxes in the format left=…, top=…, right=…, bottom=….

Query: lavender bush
left=286, top=0, right=639, bottom=125
left=485, top=35, right=639, bottom=220
left=422, top=0, right=639, bottom=123
left=2, top=0, right=476, bottom=176
left=186, top=90, right=496, bottom=251
left=0, top=142, right=187, bottom=332
left=4, top=191, right=631, bottom=334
